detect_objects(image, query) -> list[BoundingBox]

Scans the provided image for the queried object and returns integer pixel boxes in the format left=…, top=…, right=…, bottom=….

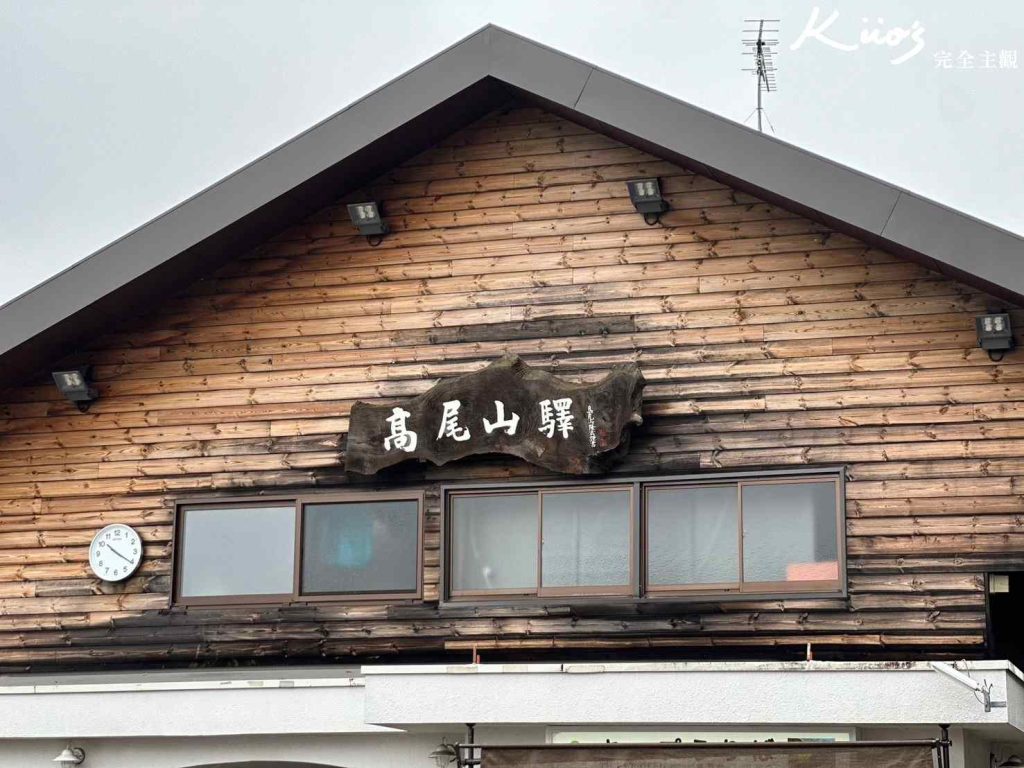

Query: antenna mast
left=742, top=18, right=779, bottom=132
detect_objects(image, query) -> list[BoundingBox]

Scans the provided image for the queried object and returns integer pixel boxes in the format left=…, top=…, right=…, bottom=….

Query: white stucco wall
left=0, top=674, right=383, bottom=739
left=0, top=726, right=1008, bottom=768
left=3, top=662, right=1023, bottom=768
left=0, top=727, right=551, bottom=768
left=0, top=733, right=448, bottom=768
left=362, top=661, right=1020, bottom=728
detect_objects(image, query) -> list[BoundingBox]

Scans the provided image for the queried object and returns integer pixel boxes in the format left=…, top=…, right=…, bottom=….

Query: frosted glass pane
left=451, top=494, right=537, bottom=592
left=541, top=490, right=631, bottom=588
left=180, top=506, right=295, bottom=597
left=742, top=482, right=839, bottom=583
left=647, top=486, right=739, bottom=586
left=302, top=500, right=418, bottom=594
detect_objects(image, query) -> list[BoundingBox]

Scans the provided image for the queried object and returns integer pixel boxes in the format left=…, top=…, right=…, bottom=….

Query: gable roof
left=2, top=24, right=1022, bottom=387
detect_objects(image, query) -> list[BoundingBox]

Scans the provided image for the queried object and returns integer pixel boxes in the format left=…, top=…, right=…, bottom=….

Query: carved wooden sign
left=345, top=355, right=645, bottom=475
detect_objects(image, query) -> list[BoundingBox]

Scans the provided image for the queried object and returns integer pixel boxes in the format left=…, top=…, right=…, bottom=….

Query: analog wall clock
left=89, top=524, right=143, bottom=582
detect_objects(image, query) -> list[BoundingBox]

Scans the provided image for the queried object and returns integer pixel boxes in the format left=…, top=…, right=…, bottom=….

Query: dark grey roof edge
left=556, top=54, right=1022, bottom=302
left=487, top=24, right=1024, bottom=246
left=2, top=24, right=1021, bottom=386
left=0, top=23, right=497, bottom=316
left=2, top=26, right=497, bottom=316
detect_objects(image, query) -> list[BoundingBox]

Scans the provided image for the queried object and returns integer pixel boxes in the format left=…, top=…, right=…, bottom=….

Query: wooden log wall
left=0, top=100, right=1017, bottom=668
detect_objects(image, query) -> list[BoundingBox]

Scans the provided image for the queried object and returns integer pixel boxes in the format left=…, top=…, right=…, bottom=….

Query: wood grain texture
left=0, top=100, right=1016, bottom=668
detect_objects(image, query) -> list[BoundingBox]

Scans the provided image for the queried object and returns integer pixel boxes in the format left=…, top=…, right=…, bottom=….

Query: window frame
left=172, top=490, right=424, bottom=608
left=642, top=476, right=844, bottom=597
left=643, top=482, right=741, bottom=595
left=173, top=499, right=300, bottom=607
left=297, top=491, right=424, bottom=603
left=447, top=490, right=540, bottom=600
left=446, top=486, right=636, bottom=600
left=537, top=486, right=636, bottom=598
left=441, top=468, right=846, bottom=605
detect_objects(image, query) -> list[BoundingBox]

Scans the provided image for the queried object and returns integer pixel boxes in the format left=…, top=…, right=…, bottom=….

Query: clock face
left=89, top=524, right=143, bottom=582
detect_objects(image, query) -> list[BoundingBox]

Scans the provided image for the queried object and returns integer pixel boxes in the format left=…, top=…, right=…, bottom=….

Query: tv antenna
left=742, top=18, right=779, bottom=133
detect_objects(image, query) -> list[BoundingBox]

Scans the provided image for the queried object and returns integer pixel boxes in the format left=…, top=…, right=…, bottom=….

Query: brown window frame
left=538, top=487, right=636, bottom=598
left=172, top=490, right=424, bottom=608
left=447, top=490, right=539, bottom=600
left=297, top=492, right=424, bottom=603
left=442, top=468, right=845, bottom=604
left=643, top=482, right=741, bottom=596
left=643, top=476, right=844, bottom=597
left=447, top=485, right=637, bottom=600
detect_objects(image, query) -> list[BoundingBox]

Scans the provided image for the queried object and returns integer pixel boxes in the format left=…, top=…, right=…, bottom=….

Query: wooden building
left=1, top=24, right=1022, bottom=768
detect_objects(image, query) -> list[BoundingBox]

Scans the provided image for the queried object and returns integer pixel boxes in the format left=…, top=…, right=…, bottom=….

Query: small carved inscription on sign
left=345, top=355, right=645, bottom=475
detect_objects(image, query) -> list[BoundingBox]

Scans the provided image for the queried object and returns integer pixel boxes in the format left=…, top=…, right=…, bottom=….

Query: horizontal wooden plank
left=9, top=336, right=996, bottom=409
left=0, top=101, right=1017, bottom=667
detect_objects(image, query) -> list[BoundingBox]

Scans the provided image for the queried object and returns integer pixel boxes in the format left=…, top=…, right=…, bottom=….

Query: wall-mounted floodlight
left=976, top=312, right=1014, bottom=361
left=627, top=178, right=670, bottom=225
left=51, top=367, right=97, bottom=412
left=347, top=201, right=389, bottom=246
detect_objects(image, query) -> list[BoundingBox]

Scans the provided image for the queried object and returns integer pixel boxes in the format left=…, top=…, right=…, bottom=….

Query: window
left=451, top=493, right=537, bottom=595
left=178, top=503, right=296, bottom=602
left=646, top=479, right=841, bottom=594
left=448, top=486, right=634, bottom=598
left=647, top=485, right=738, bottom=590
left=174, top=493, right=422, bottom=606
left=444, top=472, right=843, bottom=601
left=301, top=499, right=420, bottom=596
left=741, top=481, right=839, bottom=588
left=540, top=489, right=632, bottom=595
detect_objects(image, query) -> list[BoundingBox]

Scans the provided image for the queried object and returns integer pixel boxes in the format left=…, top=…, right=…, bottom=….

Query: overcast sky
left=1, top=0, right=1022, bottom=306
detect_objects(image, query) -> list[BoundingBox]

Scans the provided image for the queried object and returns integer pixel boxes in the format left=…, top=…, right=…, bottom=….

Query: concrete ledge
left=361, top=660, right=1024, bottom=730
left=0, top=668, right=385, bottom=739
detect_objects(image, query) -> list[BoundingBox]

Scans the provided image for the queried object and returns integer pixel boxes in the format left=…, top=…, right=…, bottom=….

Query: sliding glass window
left=445, top=473, right=843, bottom=601
left=450, top=493, right=538, bottom=596
left=174, top=493, right=422, bottom=606
left=178, top=503, right=297, bottom=604
left=646, top=485, right=739, bottom=592
left=301, top=498, right=420, bottom=598
left=540, top=489, right=632, bottom=596
left=645, top=478, right=841, bottom=595
left=448, top=487, right=634, bottom=598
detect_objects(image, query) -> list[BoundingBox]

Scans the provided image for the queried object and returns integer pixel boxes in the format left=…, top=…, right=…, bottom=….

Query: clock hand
left=106, top=544, right=133, bottom=564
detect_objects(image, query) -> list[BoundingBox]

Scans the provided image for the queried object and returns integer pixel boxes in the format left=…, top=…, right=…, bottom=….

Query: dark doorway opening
left=989, top=573, right=1024, bottom=667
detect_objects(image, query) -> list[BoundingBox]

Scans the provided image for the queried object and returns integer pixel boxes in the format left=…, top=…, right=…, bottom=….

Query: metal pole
left=756, top=71, right=762, bottom=132
left=460, top=723, right=477, bottom=768
left=756, top=20, right=764, bottom=132
left=939, top=724, right=951, bottom=768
